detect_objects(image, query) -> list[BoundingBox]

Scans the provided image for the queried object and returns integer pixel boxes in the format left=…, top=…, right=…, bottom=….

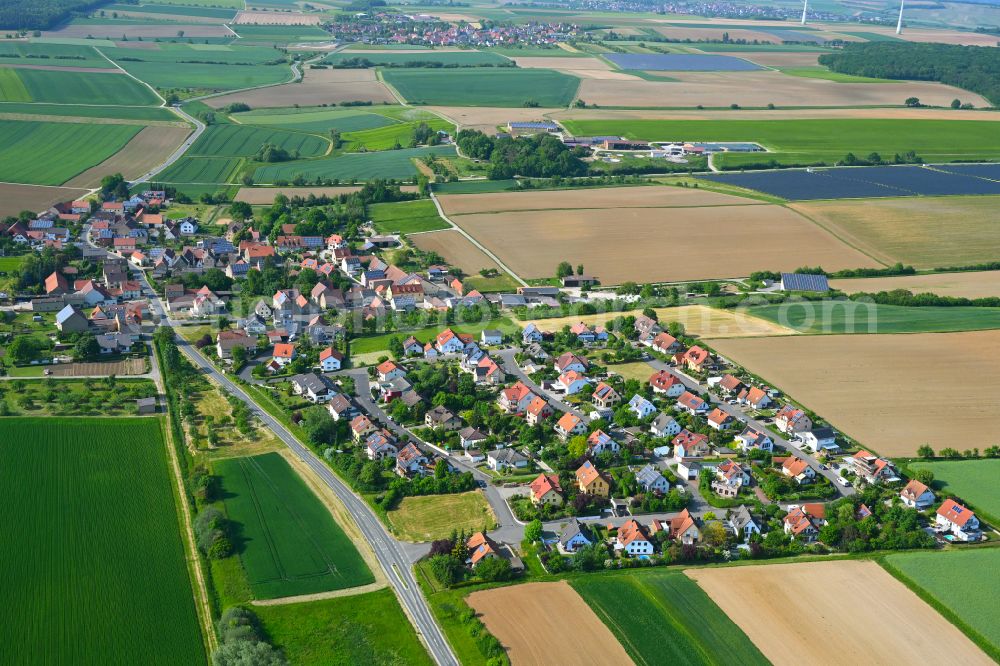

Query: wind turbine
left=801, top=0, right=808, bottom=25
left=896, top=0, right=905, bottom=34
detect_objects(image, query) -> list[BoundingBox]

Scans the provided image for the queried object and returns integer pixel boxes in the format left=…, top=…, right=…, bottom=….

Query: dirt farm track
left=467, top=581, right=634, bottom=666
left=687, top=560, right=993, bottom=665
left=709, top=329, right=1000, bottom=456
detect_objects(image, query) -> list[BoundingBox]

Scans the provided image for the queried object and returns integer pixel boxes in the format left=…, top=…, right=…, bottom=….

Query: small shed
left=136, top=397, right=158, bottom=415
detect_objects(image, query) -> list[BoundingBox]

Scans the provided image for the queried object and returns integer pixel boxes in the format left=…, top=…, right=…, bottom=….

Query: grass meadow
left=341, top=117, right=453, bottom=151
left=907, top=458, right=1000, bottom=524
left=882, top=549, right=1000, bottom=659
left=745, top=301, right=1000, bottom=334
left=571, top=571, right=768, bottom=666
left=369, top=199, right=448, bottom=234
left=561, top=118, right=1000, bottom=166
left=255, top=589, right=433, bottom=664
left=0, top=417, right=205, bottom=664
left=387, top=491, right=496, bottom=542
left=0, top=120, right=141, bottom=185
left=382, top=68, right=580, bottom=107
left=214, top=452, right=374, bottom=599
left=0, top=68, right=160, bottom=105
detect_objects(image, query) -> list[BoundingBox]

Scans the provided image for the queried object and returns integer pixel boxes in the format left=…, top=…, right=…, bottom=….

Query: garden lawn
left=255, top=589, right=433, bottom=665
left=254, top=145, right=455, bottom=182
left=561, top=119, right=1000, bottom=166
left=369, top=199, right=448, bottom=234
left=7, top=68, right=159, bottom=105
left=882, top=549, right=1000, bottom=659
left=214, top=452, right=374, bottom=599
left=387, top=491, right=496, bottom=542
left=350, top=316, right=516, bottom=355
left=745, top=302, right=1000, bottom=334
left=382, top=68, right=580, bottom=107
left=907, top=458, right=1000, bottom=524
left=0, top=120, right=142, bottom=185
left=0, top=417, right=205, bottom=665
left=571, top=571, right=767, bottom=666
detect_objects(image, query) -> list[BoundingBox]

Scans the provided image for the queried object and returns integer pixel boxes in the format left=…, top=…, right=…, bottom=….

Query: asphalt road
left=131, top=105, right=206, bottom=187
left=137, top=273, right=459, bottom=666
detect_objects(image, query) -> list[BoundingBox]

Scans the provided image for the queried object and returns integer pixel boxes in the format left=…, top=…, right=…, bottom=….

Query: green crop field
left=0, top=42, right=114, bottom=68
left=188, top=124, right=329, bottom=158
left=325, top=50, right=510, bottom=67
left=882, top=549, right=1000, bottom=658
left=105, top=2, right=238, bottom=18
left=0, top=120, right=141, bottom=185
left=382, top=68, right=580, bottom=107
left=0, top=417, right=205, bottom=665
left=214, top=452, right=374, bottom=599
left=745, top=301, right=1000, bottom=335
left=237, top=107, right=399, bottom=133
left=254, top=145, right=455, bottom=182
left=571, top=571, right=767, bottom=666
left=115, top=61, right=290, bottom=91
left=907, top=458, right=1000, bottom=523
left=231, top=24, right=331, bottom=42
left=156, top=156, right=242, bottom=183
left=369, top=199, right=448, bottom=234
left=780, top=67, right=899, bottom=83
left=342, top=118, right=453, bottom=151
left=561, top=119, right=1000, bottom=166
left=0, top=101, right=178, bottom=121
left=0, top=68, right=160, bottom=105
left=255, top=590, right=433, bottom=665
left=138, top=0, right=242, bottom=8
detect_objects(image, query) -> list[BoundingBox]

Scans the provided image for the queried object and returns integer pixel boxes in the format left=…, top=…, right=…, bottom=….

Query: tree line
left=456, top=130, right=588, bottom=180
left=819, top=42, right=1000, bottom=107
left=0, top=0, right=105, bottom=29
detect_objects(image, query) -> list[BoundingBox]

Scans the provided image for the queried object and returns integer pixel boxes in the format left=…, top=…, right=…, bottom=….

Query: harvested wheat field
left=427, top=106, right=561, bottom=134
left=410, top=229, right=505, bottom=276
left=687, top=560, right=992, bottom=666
left=0, top=183, right=87, bottom=218
left=468, top=581, right=633, bottom=666
left=831, top=271, right=1000, bottom=299
left=554, top=107, right=1000, bottom=122
left=710, top=330, right=1000, bottom=455
left=451, top=204, right=878, bottom=285
left=207, top=68, right=394, bottom=109
left=439, top=185, right=761, bottom=216
left=512, top=56, right=612, bottom=70
left=64, top=126, right=191, bottom=188
left=233, top=10, right=320, bottom=24
left=524, top=305, right=796, bottom=339
left=577, top=71, right=987, bottom=108
left=791, top=196, right=1000, bottom=268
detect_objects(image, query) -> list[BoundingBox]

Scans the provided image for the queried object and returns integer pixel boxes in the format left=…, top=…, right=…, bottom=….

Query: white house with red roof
left=272, top=342, right=296, bottom=367
left=781, top=456, right=816, bottom=484
left=586, top=429, right=619, bottom=455
left=318, top=347, right=344, bottom=372
left=673, top=430, right=709, bottom=459
left=783, top=503, right=826, bottom=542
left=850, top=450, right=900, bottom=485
left=706, top=408, right=735, bottom=431
left=435, top=328, right=465, bottom=354
left=676, top=391, right=708, bottom=415
left=377, top=360, right=405, bottom=382
left=775, top=404, right=813, bottom=434
left=735, top=426, right=773, bottom=453
left=525, top=396, right=554, bottom=425
left=529, top=473, right=563, bottom=506
left=935, top=499, right=981, bottom=541
left=554, top=352, right=588, bottom=374
left=900, top=479, right=935, bottom=509
left=738, top=386, right=772, bottom=410
left=615, top=519, right=654, bottom=556
left=556, top=370, right=589, bottom=396
left=649, top=370, right=685, bottom=397
left=555, top=412, right=586, bottom=440
left=651, top=332, right=680, bottom=354
left=498, top=381, right=535, bottom=414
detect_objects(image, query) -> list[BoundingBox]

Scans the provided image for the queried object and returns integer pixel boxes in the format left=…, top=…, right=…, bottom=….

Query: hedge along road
left=136, top=272, right=459, bottom=666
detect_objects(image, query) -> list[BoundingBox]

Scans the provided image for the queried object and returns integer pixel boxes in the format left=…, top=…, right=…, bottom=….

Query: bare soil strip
left=409, top=229, right=505, bottom=276
left=206, top=67, right=394, bottom=108
left=831, top=271, right=1000, bottom=299
left=64, top=125, right=192, bottom=188
left=468, top=581, right=635, bottom=666
left=709, top=330, right=1000, bottom=456
left=0, top=183, right=88, bottom=218
left=687, top=560, right=992, bottom=666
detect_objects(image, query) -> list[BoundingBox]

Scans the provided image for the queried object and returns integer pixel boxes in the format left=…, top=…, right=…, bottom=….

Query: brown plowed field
left=687, top=560, right=993, bottom=666
left=709, top=330, right=1000, bottom=456
left=409, top=229, right=503, bottom=276
left=438, top=185, right=759, bottom=215
left=576, top=71, right=987, bottom=108
left=64, top=125, right=191, bottom=188
left=791, top=196, right=1000, bottom=269
left=448, top=195, right=878, bottom=284
left=0, top=183, right=88, bottom=218
left=467, top=581, right=634, bottom=666
left=831, top=271, right=1000, bottom=299
left=206, top=67, right=394, bottom=108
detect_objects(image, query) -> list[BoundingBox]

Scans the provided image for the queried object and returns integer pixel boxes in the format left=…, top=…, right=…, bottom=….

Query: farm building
left=780, top=273, right=830, bottom=292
